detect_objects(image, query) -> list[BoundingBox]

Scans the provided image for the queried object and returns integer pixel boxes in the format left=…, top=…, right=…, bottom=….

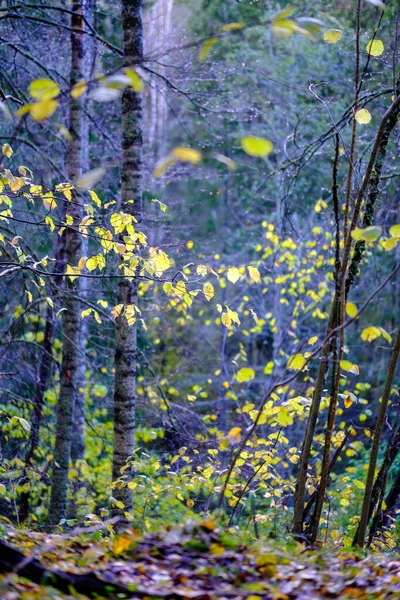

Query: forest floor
left=1, top=519, right=400, bottom=600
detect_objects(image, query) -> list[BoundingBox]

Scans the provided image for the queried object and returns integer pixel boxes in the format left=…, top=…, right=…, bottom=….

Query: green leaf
left=241, top=136, right=274, bottom=157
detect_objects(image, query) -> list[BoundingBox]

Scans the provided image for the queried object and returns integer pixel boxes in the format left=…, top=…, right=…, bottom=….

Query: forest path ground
left=1, top=520, right=400, bottom=599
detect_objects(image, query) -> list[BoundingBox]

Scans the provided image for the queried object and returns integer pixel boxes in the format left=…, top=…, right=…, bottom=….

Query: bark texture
left=354, top=325, right=400, bottom=547
left=71, top=0, right=95, bottom=464
left=112, top=0, right=143, bottom=519
left=47, top=0, right=85, bottom=529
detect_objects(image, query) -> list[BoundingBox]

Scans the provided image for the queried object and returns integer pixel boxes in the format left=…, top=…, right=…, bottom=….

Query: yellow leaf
left=88, top=189, right=101, bottom=207
left=228, top=427, right=242, bottom=443
left=186, top=499, right=195, bottom=508
left=199, top=38, right=217, bottom=61
left=111, top=304, right=124, bottom=319
left=71, top=80, right=87, bottom=98
left=221, top=312, right=232, bottom=328
left=379, top=327, right=392, bottom=343
left=340, top=360, right=359, bottom=375
left=220, top=22, right=244, bottom=31
left=227, top=266, right=240, bottom=284
left=277, top=407, right=293, bottom=427
left=366, top=39, right=384, bottom=57
left=29, top=78, right=60, bottom=100
left=287, top=353, right=306, bottom=371
left=308, top=336, right=318, bottom=346
left=323, top=29, right=342, bottom=43
left=346, top=302, right=358, bottom=318
left=186, top=240, right=194, bottom=249
left=65, top=264, right=81, bottom=281
left=351, top=225, right=381, bottom=242
left=113, top=535, right=133, bottom=555
left=2, top=144, right=12, bottom=158
left=248, top=265, right=260, bottom=282
left=125, top=68, right=143, bottom=92
left=237, top=367, right=255, bottom=383
left=153, top=154, right=177, bottom=178
left=360, top=326, right=382, bottom=342
left=203, top=281, right=214, bottom=301
left=389, top=224, right=400, bottom=238
left=30, top=99, right=58, bottom=121
left=172, top=147, right=202, bottom=164
left=355, top=108, right=372, bottom=124
left=241, top=136, right=273, bottom=157
left=344, top=396, right=353, bottom=409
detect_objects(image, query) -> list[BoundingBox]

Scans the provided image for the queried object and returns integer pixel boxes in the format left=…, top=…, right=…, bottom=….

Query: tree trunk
left=47, top=0, right=85, bottom=530
left=71, top=0, right=95, bottom=465
left=112, top=0, right=143, bottom=521
left=354, top=325, right=400, bottom=547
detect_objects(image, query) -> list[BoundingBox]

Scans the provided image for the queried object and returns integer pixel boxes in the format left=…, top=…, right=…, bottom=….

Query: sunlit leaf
left=248, top=265, right=260, bottom=283
left=71, top=80, right=87, bottom=98
left=125, top=68, right=143, bottom=92
left=355, top=108, right=372, bottom=124
left=228, top=426, right=242, bottom=443
left=351, top=225, right=381, bottom=242
left=241, top=136, right=273, bottom=157
left=227, top=266, right=240, bottom=284
left=389, top=224, right=400, bottom=238
left=287, top=353, right=306, bottom=371
left=340, top=360, right=359, bottom=374
left=366, top=39, right=384, bottom=56
left=237, top=367, right=255, bottom=383
left=345, top=302, right=358, bottom=318
left=29, top=78, right=60, bottom=100
left=29, top=100, right=58, bottom=121
left=323, top=29, right=342, bottom=43
left=361, top=326, right=382, bottom=342
left=172, top=147, right=202, bottom=164
left=2, top=144, right=12, bottom=158
left=203, top=282, right=214, bottom=301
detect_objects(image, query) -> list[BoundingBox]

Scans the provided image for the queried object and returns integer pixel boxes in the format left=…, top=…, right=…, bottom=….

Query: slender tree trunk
left=368, top=467, right=400, bottom=543
left=47, top=0, right=85, bottom=530
left=71, top=0, right=94, bottom=465
left=112, top=0, right=143, bottom=520
left=354, top=325, right=400, bottom=547
left=19, top=226, right=67, bottom=522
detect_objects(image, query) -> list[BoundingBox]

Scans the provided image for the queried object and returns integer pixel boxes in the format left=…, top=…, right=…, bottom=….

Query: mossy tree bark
left=112, top=0, right=143, bottom=521
left=47, top=0, right=86, bottom=530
